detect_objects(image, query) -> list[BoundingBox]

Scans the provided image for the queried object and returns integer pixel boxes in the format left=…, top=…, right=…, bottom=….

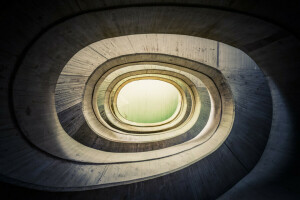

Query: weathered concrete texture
left=0, top=145, right=247, bottom=200
left=0, top=0, right=299, bottom=199
left=82, top=56, right=222, bottom=144
left=218, top=42, right=273, bottom=170
left=73, top=86, right=209, bottom=152
left=13, top=33, right=235, bottom=165
left=5, top=33, right=260, bottom=192
left=57, top=102, right=85, bottom=137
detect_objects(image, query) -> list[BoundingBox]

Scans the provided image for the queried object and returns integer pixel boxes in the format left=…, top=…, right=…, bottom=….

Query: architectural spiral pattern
left=0, top=1, right=299, bottom=199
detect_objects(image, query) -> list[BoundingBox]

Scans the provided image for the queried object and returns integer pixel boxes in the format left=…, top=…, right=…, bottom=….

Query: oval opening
left=116, top=79, right=181, bottom=123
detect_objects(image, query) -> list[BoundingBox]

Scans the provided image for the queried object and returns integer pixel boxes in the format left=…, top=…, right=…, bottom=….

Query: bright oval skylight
left=116, top=79, right=181, bottom=123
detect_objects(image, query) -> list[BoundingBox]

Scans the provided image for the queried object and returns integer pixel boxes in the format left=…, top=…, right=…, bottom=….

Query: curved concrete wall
left=0, top=0, right=299, bottom=199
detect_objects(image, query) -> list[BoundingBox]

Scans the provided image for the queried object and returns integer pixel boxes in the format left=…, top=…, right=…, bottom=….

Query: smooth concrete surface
left=0, top=0, right=299, bottom=199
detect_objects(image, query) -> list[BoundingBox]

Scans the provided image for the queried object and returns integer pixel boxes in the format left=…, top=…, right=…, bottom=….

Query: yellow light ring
left=100, top=73, right=195, bottom=133
left=111, top=77, right=184, bottom=127
left=91, top=64, right=205, bottom=139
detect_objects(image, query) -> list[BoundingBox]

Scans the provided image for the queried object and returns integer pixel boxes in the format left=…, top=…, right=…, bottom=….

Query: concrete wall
left=0, top=0, right=299, bottom=199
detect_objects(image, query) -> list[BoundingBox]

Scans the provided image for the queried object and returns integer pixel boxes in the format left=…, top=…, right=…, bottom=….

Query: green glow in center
left=116, top=79, right=180, bottom=123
